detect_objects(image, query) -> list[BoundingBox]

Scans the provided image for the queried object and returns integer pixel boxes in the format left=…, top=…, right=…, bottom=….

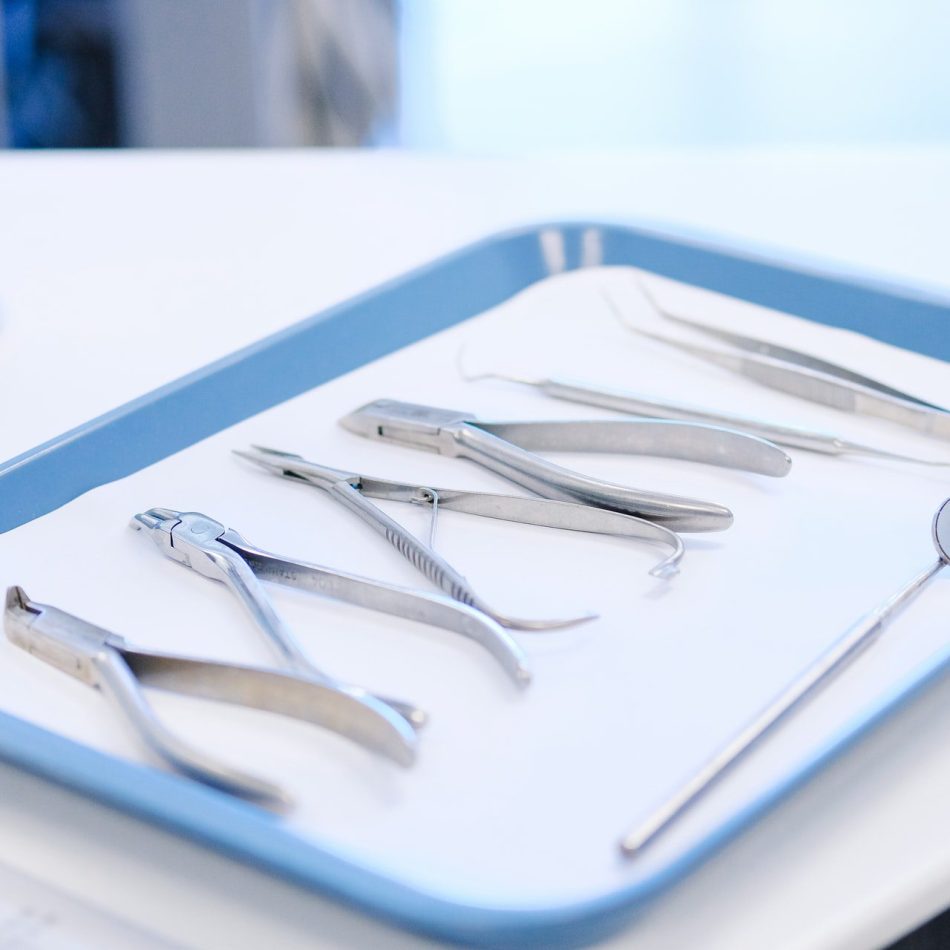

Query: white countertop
left=3, top=147, right=950, bottom=462
left=1, top=147, right=950, bottom=949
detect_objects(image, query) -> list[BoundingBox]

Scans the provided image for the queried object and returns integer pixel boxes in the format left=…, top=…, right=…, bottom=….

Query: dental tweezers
left=235, top=449, right=687, bottom=632
left=4, top=586, right=406, bottom=808
left=620, top=496, right=950, bottom=856
left=611, top=283, right=950, bottom=442
left=338, top=399, right=792, bottom=532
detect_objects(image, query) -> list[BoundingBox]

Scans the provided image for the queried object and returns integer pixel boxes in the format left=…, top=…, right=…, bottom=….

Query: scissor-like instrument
left=235, top=449, right=691, bottom=637
left=338, top=399, right=792, bottom=532
left=132, top=508, right=530, bottom=697
left=5, top=586, right=406, bottom=808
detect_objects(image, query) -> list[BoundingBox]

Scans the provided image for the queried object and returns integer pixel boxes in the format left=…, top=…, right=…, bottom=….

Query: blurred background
left=2, top=0, right=950, bottom=152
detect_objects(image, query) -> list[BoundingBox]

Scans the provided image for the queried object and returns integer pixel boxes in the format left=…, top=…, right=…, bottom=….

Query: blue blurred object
left=1, top=0, right=396, bottom=148
left=2, top=0, right=116, bottom=147
left=6, top=0, right=948, bottom=151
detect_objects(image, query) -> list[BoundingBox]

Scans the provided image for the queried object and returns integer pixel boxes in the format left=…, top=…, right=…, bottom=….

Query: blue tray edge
left=3, top=219, right=949, bottom=533
left=3, top=641, right=949, bottom=949
left=1, top=220, right=949, bottom=946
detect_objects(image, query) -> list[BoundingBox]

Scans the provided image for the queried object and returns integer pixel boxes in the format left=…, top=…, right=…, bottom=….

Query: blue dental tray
left=0, top=222, right=948, bottom=948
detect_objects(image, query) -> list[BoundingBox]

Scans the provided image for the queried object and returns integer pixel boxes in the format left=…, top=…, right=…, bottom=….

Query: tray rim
left=1, top=220, right=949, bottom=948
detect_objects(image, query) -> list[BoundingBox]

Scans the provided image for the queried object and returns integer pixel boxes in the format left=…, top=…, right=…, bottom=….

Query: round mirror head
left=933, top=498, right=950, bottom=563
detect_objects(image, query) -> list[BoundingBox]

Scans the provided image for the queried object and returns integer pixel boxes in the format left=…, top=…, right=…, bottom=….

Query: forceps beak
left=233, top=446, right=347, bottom=488
left=240, top=445, right=301, bottom=464
left=233, top=446, right=299, bottom=476
left=129, top=509, right=185, bottom=562
left=129, top=507, right=181, bottom=532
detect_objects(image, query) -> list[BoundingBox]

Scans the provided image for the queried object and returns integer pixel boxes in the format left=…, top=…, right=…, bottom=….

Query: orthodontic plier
left=338, top=399, right=792, bottom=532
left=131, top=508, right=528, bottom=691
left=235, top=448, right=689, bottom=634
left=5, top=586, right=408, bottom=808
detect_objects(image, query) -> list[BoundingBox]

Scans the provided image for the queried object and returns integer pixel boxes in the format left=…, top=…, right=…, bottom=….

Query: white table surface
left=2, top=147, right=950, bottom=949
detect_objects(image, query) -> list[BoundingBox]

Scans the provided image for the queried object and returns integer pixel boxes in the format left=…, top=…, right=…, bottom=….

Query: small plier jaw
left=4, top=586, right=419, bottom=807
left=131, top=508, right=235, bottom=581
left=4, top=585, right=119, bottom=688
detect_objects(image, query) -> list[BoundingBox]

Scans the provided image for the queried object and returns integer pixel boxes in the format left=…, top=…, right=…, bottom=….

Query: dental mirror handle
left=620, top=557, right=946, bottom=857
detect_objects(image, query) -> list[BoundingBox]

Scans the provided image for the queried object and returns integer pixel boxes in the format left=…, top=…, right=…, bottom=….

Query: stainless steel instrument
left=619, top=497, right=950, bottom=857
left=610, top=281, right=950, bottom=442
left=338, top=399, right=792, bottom=534
left=132, top=507, right=529, bottom=689
left=236, top=449, right=687, bottom=636
left=132, top=508, right=531, bottom=692
left=5, top=586, right=408, bottom=808
left=461, top=368, right=950, bottom=467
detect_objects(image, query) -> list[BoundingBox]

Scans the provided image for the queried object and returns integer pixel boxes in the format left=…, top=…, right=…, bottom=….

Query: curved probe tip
left=455, top=344, right=542, bottom=387
left=514, top=664, right=533, bottom=689
left=499, top=611, right=598, bottom=632
left=648, top=561, right=681, bottom=580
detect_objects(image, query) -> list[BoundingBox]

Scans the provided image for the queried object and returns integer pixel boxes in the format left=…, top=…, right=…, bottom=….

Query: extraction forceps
left=4, top=586, right=408, bottom=808
left=132, top=507, right=528, bottom=691
left=338, top=399, right=792, bottom=532
left=620, top=497, right=950, bottom=857
left=461, top=368, right=950, bottom=467
left=609, top=282, right=950, bottom=442
left=236, top=450, right=685, bottom=633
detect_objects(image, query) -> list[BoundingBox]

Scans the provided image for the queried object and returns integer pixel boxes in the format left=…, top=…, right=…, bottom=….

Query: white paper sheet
left=1, top=267, right=948, bottom=908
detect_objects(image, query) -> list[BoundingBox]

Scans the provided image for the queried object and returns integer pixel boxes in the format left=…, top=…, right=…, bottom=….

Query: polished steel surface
left=238, top=444, right=693, bottom=619
left=338, top=399, right=791, bottom=531
left=619, top=498, right=950, bottom=857
left=478, top=419, right=791, bottom=476
left=132, top=507, right=530, bottom=692
left=4, top=586, right=417, bottom=807
left=466, top=371, right=950, bottom=466
left=238, top=447, right=630, bottom=628
left=616, top=282, right=950, bottom=441
left=131, top=508, right=421, bottom=763
left=370, top=483, right=685, bottom=578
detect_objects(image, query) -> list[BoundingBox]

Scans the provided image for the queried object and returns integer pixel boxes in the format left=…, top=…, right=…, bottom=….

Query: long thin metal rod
left=460, top=367, right=950, bottom=467
left=619, top=558, right=946, bottom=857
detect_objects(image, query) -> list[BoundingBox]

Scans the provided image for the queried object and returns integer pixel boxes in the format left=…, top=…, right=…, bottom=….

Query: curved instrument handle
left=234, top=542, right=531, bottom=687
left=325, top=481, right=594, bottom=632
left=479, top=417, right=792, bottom=477
left=536, top=378, right=837, bottom=457
left=94, top=648, right=293, bottom=807
left=200, top=544, right=426, bottom=730
left=326, top=480, right=478, bottom=606
left=120, top=647, right=418, bottom=768
left=451, top=423, right=733, bottom=532
left=204, top=544, right=316, bottom=673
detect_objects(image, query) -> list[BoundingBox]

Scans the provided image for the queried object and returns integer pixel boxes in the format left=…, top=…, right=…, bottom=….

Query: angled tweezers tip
left=234, top=446, right=309, bottom=472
